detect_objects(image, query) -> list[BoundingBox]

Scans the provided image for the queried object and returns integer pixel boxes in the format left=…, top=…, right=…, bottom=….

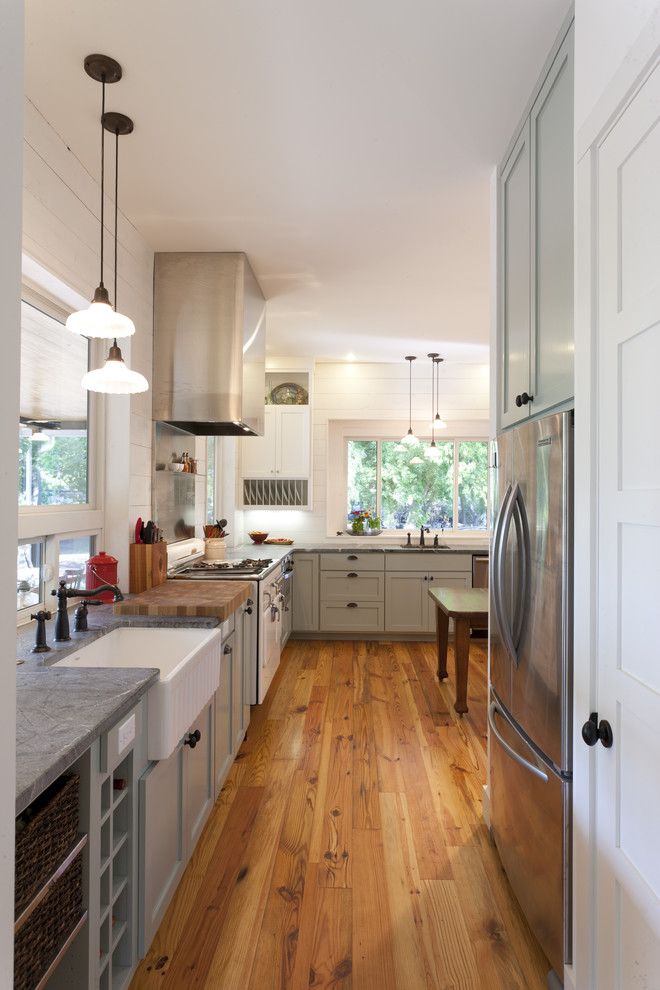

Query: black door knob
left=515, top=394, right=522, bottom=407
left=185, top=729, right=202, bottom=749
left=520, top=391, right=533, bottom=405
left=582, top=712, right=613, bottom=748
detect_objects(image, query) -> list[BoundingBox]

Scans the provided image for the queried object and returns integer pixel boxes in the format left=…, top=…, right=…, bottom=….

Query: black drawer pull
left=347, top=572, right=358, bottom=578
left=347, top=554, right=358, bottom=560
left=346, top=602, right=358, bottom=608
left=185, top=729, right=202, bottom=749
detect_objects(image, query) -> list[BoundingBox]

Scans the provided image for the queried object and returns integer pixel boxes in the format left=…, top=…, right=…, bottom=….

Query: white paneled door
left=592, top=54, right=660, bottom=989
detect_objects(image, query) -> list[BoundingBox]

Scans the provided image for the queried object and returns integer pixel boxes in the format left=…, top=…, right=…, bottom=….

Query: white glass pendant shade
left=424, top=442, right=441, bottom=461
left=66, top=286, right=135, bottom=339
left=82, top=341, right=148, bottom=394
left=400, top=428, right=418, bottom=445
left=432, top=413, right=447, bottom=430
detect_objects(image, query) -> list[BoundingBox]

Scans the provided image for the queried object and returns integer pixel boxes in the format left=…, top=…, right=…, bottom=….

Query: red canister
left=85, top=551, right=119, bottom=603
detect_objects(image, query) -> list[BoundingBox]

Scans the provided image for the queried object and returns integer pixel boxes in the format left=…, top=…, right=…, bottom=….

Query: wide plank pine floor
left=130, top=639, right=549, bottom=989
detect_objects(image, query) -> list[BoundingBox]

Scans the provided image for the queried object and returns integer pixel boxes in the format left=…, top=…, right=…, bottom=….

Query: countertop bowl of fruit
left=248, top=531, right=269, bottom=544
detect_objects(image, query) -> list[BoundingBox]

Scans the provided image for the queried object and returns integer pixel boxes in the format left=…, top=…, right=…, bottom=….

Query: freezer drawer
left=489, top=696, right=571, bottom=976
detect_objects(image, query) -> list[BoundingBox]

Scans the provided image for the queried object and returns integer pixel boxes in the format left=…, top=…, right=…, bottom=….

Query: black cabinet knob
left=244, top=606, right=253, bottom=615
left=185, top=729, right=202, bottom=749
left=515, top=394, right=522, bottom=407
left=581, top=712, right=613, bottom=748
left=347, top=572, right=358, bottom=578
left=346, top=602, right=358, bottom=608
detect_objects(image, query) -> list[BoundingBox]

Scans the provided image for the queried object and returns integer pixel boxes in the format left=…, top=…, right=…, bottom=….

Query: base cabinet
left=385, top=570, right=471, bottom=634
left=214, top=632, right=234, bottom=797
left=139, top=744, right=185, bottom=954
left=292, top=553, right=319, bottom=631
left=184, top=701, right=214, bottom=854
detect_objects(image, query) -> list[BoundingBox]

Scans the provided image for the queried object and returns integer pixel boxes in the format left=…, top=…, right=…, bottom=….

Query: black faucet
left=51, top=579, right=124, bottom=641
left=31, top=610, right=52, bottom=653
left=433, top=533, right=439, bottom=548
left=419, top=526, right=430, bottom=547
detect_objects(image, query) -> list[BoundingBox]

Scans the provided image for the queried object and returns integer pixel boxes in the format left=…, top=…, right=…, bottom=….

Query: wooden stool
left=428, top=587, right=488, bottom=715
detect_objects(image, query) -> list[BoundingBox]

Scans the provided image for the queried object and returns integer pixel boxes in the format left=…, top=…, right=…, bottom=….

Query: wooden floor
left=130, top=638, right=550, bottom=990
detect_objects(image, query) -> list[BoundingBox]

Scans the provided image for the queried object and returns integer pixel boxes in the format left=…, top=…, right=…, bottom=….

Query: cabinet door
left=240, top=603, right=253, bottom=733
left=231, top=615, right=245, bottom=753
left=214, top=634, right=233, bottom=798
left=384, top=572, right=427, bottom=633
left=499, top=120, right=532, bottom=429
left=530, top=28, right=574, bottom=415
left=139, top=745, right=185, bottom=951
left=241, top=406, right=277, bottom=478
left=278, top=406, right=310, bottom=477
left=184, top=702, right=214, bottom=853
left=425, top=572, right=471, bottom=633
left=292, top=554, right=319, bottom=631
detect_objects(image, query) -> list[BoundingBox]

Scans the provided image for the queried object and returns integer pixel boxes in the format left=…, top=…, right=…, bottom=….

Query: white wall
left=575, top=0, right=659, bottom=132
left=241, top=359, right=489, bottom=541
left=22, top=97, right=154, bottom=579
left=0, top=0, right=23, bottom=981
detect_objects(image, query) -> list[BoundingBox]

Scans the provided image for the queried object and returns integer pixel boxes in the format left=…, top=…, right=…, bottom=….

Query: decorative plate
left=269, top=382, right=308, bottom=405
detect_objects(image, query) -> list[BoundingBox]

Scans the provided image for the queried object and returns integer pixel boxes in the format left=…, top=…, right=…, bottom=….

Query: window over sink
left=346, top=437, right=489, bottom=533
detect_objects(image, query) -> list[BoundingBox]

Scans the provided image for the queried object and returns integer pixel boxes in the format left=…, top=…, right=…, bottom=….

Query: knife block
left=129, top=542, right=168, bottom=594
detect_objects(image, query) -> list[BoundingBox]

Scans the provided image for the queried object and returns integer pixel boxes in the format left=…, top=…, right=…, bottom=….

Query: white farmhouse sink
left=55, top=626, right=222, bottom=760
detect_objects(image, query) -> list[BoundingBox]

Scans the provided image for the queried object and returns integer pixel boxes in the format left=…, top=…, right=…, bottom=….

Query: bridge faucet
left=51, top=578, right=124, bottom=642
left=419, top=526, right=430, bottom=547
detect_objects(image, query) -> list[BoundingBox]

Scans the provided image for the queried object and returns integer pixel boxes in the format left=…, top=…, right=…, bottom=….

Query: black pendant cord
left=409, top=358, right=412, bottom=431
left=430, top=357, right=435, bottom=444
left=114, top=127, right=119, bottom=311
left=99, top=75, right=106, bottom=290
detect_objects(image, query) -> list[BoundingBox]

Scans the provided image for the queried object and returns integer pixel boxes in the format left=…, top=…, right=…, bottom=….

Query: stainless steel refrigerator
left=489, top=410, right=573, bottom=979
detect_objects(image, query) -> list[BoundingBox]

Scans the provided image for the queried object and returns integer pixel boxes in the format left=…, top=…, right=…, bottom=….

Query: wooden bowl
left=248, top=531, right=269, bottom=544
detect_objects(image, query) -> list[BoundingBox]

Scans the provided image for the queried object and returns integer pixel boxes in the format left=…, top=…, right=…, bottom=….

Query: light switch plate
left=118, top=713, right=136, bottom=753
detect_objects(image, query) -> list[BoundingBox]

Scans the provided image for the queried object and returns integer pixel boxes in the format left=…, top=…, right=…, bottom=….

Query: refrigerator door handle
left=511, top=486, right=531, bottom=651
left=494, top=484, right=519, bottom=665
left=488, top=701, right=549, bottom=783
left=491, top=482, right=512, bottom=640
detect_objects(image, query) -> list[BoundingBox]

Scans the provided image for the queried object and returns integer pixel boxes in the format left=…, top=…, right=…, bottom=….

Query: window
left=17, top=291, right=103, bottom=624
left=346, top=438, right=489, bottom=532
left=17, top=541, right=44, bottom=613
left=19, top=301, right=89, bottom=506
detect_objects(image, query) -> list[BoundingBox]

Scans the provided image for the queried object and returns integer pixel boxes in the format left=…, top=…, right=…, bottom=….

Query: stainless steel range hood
left=152, top=252, right=265, bottom=435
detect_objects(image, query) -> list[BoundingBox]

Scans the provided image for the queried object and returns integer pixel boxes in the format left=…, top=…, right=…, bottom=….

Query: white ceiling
left=25, top=0, right=569, bottom=363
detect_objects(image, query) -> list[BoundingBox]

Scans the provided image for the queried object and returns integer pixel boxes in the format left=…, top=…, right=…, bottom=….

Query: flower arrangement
left=348, top=509, right=381, bottom=534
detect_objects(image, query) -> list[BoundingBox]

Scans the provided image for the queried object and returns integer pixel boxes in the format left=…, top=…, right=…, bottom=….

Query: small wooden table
left=428, top=587, right=488, bottom=715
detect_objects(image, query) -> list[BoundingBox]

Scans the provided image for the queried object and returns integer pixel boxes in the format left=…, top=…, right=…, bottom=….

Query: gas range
left=171, top=557, right=274, bottom=579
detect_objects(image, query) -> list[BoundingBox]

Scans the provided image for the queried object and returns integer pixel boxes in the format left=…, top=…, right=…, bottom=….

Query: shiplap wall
left=22, top=98, right=154, bottom=568
left=242, top=359, right=490, bottom=539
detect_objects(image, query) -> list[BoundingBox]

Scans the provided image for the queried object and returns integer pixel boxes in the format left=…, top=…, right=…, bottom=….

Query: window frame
left=17, top=284, right=105, bottom=623
left=345, top=435, right=490, bottom=535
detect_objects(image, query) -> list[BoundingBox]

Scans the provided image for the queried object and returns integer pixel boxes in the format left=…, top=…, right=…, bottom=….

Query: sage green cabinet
left=498, top=22, right=574, bottom=429
left=184, top=701, right=214, bottom=854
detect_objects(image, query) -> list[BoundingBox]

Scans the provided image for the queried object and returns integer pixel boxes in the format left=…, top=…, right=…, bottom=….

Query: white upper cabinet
left=241, top=406, right=278, bottom=478
left=278, top=406, right=310, bottom=477
left=497, top=22, right=574, bottom=430
left=241, top=405, right=310, bottom=479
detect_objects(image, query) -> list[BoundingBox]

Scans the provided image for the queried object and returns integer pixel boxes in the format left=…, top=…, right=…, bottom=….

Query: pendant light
left=431, top=356, right=447, bottom=430
left=424, top=352, right=442, bottom=461
left=400, top=356, right=418, bottom=444
left=82, top=112, right=148, bottom=394
left=66, top=55, right=135, bottom=339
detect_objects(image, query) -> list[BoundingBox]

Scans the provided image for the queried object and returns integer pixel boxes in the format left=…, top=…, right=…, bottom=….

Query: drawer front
left=384, top=552, right=472, bottom=572
left=101, top=703, right=140, bottom=773
left=320, top=552, right=384, bottom=571
left=320, top=572, right=384, bottom=602
left=320, top=602, right=384, bottom=632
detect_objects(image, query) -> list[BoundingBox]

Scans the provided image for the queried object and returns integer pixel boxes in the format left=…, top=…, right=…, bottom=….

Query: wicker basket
left=14, top=853, right=84, bottom=990
left=15, top=774, right=79, bottom=919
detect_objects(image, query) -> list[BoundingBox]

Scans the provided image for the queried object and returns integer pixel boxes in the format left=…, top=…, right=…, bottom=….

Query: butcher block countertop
left=114, top=580, right=252, bottom=620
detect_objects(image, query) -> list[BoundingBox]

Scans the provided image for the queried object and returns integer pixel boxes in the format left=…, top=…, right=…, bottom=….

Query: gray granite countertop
left=15, top=605, right=220, bottom=816
left=16, top=665, right=158, bottom=815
